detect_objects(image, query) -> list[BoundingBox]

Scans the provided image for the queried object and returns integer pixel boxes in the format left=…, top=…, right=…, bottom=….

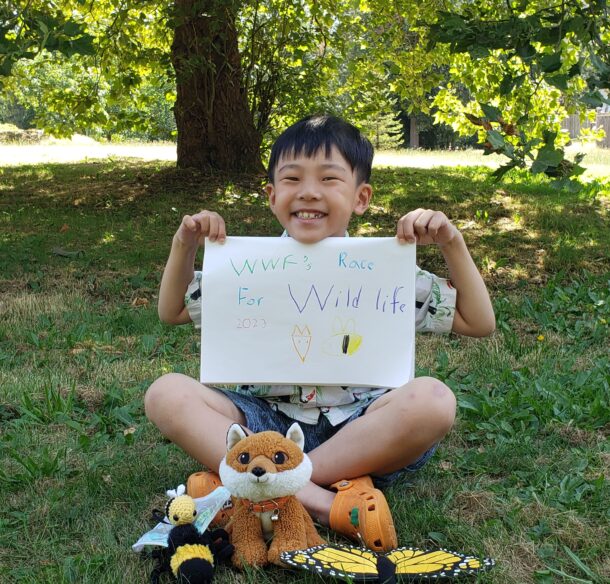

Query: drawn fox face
left=219, top=423, right=312, bottom=502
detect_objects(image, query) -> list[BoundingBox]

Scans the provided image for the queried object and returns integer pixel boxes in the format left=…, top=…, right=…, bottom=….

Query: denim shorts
left=213, top=388, right=437, bottom=489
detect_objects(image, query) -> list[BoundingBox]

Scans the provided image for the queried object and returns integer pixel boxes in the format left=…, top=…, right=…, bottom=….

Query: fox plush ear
left=286, top=422, right=305, bottom=452
left=226, top=423, right=248, bottom=451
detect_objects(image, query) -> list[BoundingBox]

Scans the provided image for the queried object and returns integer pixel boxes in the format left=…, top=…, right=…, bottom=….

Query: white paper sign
left=200, top=237, right=415, bottom=387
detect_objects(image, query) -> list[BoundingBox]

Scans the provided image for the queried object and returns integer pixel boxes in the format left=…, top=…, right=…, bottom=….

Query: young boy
left=145, top=115, right=495, bottom=552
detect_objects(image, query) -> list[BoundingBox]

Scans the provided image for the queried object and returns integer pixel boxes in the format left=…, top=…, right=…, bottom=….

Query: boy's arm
left=397, top=209, right=495, bottom=338
left=158, top=211, right=226, bottom=325
left=438, top=232, right=495, bottom=337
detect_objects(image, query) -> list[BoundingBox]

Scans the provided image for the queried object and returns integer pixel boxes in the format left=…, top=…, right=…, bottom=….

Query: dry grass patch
left=483, top=537, right=543, bottom=584
left=552, top=422, right=607, bottom=447
left=452, top=490, right=503, bottom=525
left=0, top=290, right=86, bottom=322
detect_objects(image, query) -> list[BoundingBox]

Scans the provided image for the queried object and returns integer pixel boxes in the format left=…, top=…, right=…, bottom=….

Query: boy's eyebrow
left=277, top=162, right=347, bottom=173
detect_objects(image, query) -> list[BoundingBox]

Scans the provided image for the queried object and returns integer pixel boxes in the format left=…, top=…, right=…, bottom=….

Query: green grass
left=1, top=159, right=609, bottom=583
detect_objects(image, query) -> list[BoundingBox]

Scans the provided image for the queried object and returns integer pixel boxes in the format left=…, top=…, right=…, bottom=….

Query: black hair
left=267, top=114, right=374, bottom=184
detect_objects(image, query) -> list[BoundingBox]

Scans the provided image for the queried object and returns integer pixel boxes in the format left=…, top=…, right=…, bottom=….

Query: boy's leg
left=298, top=376, right=456, bottom=524
left=144, top=372, right=246, bottom=470
left=146, top=374, right=454, bottom=549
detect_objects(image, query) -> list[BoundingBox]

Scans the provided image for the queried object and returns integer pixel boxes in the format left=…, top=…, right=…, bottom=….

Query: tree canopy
left=1, top=0, right=609, bottom=183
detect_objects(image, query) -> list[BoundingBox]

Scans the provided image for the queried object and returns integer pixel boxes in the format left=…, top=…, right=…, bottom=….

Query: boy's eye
left=323, top=176, right=339, bottom=181
left=282, top=176, right=299, bottom=181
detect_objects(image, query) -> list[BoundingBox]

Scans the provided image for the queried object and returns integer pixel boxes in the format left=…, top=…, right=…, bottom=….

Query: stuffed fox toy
left=219, top=422, right=325, bottom=567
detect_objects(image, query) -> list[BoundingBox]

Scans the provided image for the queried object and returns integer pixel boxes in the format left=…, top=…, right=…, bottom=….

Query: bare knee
left=398, top=377, right=456, bottom=437
left=144, top=373, right=194, bottom=423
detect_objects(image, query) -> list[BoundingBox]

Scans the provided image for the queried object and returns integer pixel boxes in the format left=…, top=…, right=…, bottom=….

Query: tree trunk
left=409, top=116, right=419, bottom=149
left=172, top=0, right=264, bottom=172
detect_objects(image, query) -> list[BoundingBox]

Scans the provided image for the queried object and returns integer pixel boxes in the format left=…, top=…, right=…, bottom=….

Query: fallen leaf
left=60, top=223, right=69, bottom=233
left=52, top=247, right=84, bottom=258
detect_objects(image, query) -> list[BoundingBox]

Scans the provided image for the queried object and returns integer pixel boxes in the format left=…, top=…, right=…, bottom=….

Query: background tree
left=360, top=106, right=404, bottom=149
left=1, top=0, right=609, bottom=184
left=171, top=0, right=262, bottom=171
left=426, top=0, right=610, bottom=187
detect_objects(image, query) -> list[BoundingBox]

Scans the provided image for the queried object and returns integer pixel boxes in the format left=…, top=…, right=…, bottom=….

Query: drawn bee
left=152, top=485, right=233, bottom=584
left=323, top=318, right=363, bottom=357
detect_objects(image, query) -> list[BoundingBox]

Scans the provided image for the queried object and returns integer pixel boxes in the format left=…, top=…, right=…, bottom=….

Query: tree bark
left=172, top=0, right=264, bottom=172
left=409, top=116, right=419, bottom=149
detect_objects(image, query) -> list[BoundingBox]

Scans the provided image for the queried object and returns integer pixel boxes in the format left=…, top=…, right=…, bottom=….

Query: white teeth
left=296, top=211, right=324, bottom=219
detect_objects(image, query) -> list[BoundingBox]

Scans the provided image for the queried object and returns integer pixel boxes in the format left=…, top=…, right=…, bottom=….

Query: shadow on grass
left=1, top=161, right=608, bottom=289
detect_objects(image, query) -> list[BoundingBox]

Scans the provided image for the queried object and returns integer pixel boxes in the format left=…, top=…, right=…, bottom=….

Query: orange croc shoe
left=329, top=476, right=398, bottom=552
left=186, top=470, right=234, bottom=527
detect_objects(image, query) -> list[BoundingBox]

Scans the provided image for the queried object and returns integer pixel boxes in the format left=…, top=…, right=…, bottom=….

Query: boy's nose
left=297, top=183, right=322, bottom=200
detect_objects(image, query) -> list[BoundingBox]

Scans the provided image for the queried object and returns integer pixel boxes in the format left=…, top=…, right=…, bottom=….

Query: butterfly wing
left=281, top=543, right=494, bottom=581
left=281, top=544, right=382, bottom=581
left=387, top=547, right=495, bottom=578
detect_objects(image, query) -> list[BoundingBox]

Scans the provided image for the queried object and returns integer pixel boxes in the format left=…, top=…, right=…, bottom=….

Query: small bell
left=271, top=508, right=280, bottom=521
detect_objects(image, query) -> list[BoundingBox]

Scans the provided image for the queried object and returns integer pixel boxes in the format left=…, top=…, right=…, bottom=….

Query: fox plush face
left=219, top=423, right=312, bottom=502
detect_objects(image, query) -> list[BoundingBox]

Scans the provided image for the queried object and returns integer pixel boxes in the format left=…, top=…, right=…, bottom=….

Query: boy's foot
left=328, top=475, right=398, bottom=552
left=186, top=470, right=234, bottom=527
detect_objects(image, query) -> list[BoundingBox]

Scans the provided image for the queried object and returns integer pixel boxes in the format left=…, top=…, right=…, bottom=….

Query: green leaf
left=567, top=62, right=582, bottom=78
left=486, top=130, right=505, bottom=150
left=546, top=74, right=569, bottom=90
left=534, top=570, right=555, bottom=584
left=63, top=34, right=95, bottom=57
left=581, top=90, right=610, bottom=107
left=469, top=45, right=490, bottom=59
left=37, top=19, right=49, bottom=38
left=516, top=42, right=536, bottom=62
left=536, top=145, right=563, bottom=167
left=0, top=55, right=15, bottom=76
left=480, top=103, right=501, bottom=121
left=565, top=16, right=587, bottom=36
left=492, top=162, right=518, bottom=181
left=385, top=61, right=400, bottom=75
left=499, top=75, right=514, bottom=96
left=531, top=159, right=548, bottom=174
left=540, top=52, right=562, bottom=73
left=542, top=130, right=557, bottom=146
left=63, top=22, right=83, bottom=37
left=589, top=52, right=610, bottom=76
left=562, top=545, right=598, bottom=580
left=533, top=25, right=562, bottom=45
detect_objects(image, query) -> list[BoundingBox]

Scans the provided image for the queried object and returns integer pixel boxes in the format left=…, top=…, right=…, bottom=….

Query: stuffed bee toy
left=150, top=485, right=233, bottom=584
left=219, top=422, right=325, bottom=568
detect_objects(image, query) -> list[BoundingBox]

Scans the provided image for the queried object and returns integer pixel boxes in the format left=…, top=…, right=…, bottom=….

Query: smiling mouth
left=294, top=211, right=326, bottom=219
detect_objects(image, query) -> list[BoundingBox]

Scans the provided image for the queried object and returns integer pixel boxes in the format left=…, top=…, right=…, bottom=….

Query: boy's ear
left=264, top=183, right=276, bottom=209
left=353, top=183, right=372, bottom=216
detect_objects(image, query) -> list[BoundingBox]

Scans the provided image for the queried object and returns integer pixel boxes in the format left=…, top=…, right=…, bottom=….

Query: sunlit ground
left=374, top=143, right=610, bottom=178
left=0, top=137, right=608, bottom=177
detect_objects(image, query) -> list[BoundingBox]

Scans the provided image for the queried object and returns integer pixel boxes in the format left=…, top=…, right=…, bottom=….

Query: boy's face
left=265, top=146, right=372, bottom=244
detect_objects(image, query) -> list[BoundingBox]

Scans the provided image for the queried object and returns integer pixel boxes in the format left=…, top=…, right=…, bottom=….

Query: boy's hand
left=175, top=210, right=226, bottom=248
left=397, top=209, right=459, bottom=247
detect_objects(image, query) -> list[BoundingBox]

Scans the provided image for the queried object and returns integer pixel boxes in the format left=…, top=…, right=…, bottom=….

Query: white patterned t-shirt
left=185, top=235, right=456, bottom=425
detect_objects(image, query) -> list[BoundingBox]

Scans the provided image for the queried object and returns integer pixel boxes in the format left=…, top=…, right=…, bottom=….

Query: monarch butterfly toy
left=149, top=485, right=234, bottom=584
left=281, top=543, right=494, bottom=583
